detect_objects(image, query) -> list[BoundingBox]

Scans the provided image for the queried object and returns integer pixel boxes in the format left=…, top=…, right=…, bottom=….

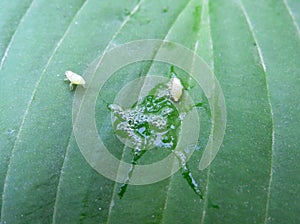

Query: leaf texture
left=0, top=0, right=299, bottom=223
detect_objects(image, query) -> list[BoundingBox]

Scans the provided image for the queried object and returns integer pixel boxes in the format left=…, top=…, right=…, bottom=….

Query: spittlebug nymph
left=169, top=77, right=183, bottom=102
left=65, top=70, right=86, bottom=90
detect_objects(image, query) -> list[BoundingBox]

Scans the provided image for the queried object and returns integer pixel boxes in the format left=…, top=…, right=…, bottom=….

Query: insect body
left=65, top=70, right=86, bottom=90
left=169, top=77, right=183, bottom=102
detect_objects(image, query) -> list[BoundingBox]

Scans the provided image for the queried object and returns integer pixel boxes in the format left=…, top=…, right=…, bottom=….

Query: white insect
left=169, top=77, right=183, bottom=102
left=65, top=70, right=86, bottom=90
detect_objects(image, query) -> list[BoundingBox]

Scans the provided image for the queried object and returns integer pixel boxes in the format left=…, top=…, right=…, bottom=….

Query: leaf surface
left=0, top=0, right=299, bottom=223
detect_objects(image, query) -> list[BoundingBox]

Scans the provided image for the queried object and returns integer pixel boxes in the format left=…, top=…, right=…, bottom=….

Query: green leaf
left=0, top=0, right=299, bottom=223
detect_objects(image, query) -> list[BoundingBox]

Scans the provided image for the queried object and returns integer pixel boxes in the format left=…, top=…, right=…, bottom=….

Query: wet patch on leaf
left=108, top=75, right=203, bottom=199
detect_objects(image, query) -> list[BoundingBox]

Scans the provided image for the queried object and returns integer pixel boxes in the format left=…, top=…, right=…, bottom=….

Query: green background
left=0, top=0, right=299, bottom=223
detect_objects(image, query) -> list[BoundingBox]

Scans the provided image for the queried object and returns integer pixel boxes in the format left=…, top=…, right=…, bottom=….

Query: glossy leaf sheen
left=0, top=0, right=299, bottom=223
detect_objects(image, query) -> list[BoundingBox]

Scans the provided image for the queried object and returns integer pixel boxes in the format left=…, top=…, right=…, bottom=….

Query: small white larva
left=65, top=70, right=86, bottom=90
left=169, top=77, right=183, bottom=102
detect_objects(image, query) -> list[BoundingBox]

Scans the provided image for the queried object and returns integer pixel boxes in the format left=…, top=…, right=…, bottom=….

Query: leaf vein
left=38, top=0, right=146, bottom=223
left=0, top=0, right=34, bottom=72
left=200, top=0, right=214, bottom=223
left=102, top=0, right=196, bottom=223
left=0, top=0, right=89, bottom=222
left=238, top=1, right=275, bottom=223
left=282, top=0, right=300, bottom=37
